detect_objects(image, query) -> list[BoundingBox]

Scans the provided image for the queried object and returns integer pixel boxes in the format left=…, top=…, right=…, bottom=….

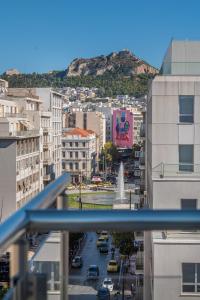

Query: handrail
left=26, top=209, right=200, bottom=232
left=0, top=173, right=70, bottom=254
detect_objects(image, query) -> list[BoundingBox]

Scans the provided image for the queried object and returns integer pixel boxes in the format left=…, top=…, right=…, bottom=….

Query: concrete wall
left=153, top=242, right=200, bottom=300
left=0, top=139, right=16, bottom=221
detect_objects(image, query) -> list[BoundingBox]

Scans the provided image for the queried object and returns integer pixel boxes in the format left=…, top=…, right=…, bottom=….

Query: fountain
left=113, top=161, right=132, bottom=209
left=115, top=161, right=127, bottom=202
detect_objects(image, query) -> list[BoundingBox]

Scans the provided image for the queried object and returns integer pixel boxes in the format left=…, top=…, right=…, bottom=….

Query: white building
left=144, top=40, right=200, bottom=300
left=62, top=128, right=97, bottom=183
left=0, top=97, right=41, bottom=221
left=8, top=88, right=63, bottom=179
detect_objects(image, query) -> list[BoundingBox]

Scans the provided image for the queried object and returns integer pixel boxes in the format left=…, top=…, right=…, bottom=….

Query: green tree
left=112, top=232, right=135, bottom=256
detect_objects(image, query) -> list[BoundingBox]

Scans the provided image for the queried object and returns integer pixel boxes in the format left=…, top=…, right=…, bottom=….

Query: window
left=181, top=199, right=197, bottom=210
left=70, top=152, right=73, bottom=158
left=82, top=142, right=85, bottom=147
left=82, top=162, right=86, bottom=169
left=69, top=163, right=73, bottom=170
left=62, top=151, right=65, bottom=158
left=179, top=145, right=193, bottom=172
left=62, top=162, right=65, bottom=170
left=75, top=162, right=78, bottom=170
left=75, top=142, right=78, bottom=147
left=179, top=96, right=194, bottom=123
left=182, top=263, right=200, bottom=293
left=62, top=142, right=65, bottom=147
left=75, top=152, right=78, bottom=158
left=70, top=142, right=72, bottom=147
left=82, top=152, right=86, bottom=158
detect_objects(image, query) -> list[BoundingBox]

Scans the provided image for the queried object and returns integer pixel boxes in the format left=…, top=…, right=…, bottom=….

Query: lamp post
left=79, top=171, right=82, bottom=210
left=129, top=190, right=132, bottom=210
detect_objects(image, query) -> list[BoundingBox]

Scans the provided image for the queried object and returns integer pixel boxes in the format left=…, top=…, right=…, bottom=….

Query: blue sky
left=0, top=0, right=200, bottom=73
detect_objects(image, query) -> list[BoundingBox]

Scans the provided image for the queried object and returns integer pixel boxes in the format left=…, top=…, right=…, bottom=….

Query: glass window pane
left=181, top=199, right=197, bottom=210
left=179, top=96, right=193, bottom=114
left=197, top=264, right=200, bottom=282
left=179, top=145, right=193, bottom=171
left=182, top=285, right=195, bottom=292
left=197, top=285, right=200, bottom=292
left=180, top=115, right=194, bottom=123
left=182, top=263, right=195, bottom=282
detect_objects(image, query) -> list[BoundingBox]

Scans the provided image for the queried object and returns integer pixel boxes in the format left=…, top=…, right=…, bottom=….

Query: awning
left=91, top=176, right=102, bottom=183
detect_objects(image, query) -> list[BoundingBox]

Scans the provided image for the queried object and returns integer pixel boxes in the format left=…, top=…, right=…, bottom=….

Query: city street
left=69, top=232, right=122, bottom=299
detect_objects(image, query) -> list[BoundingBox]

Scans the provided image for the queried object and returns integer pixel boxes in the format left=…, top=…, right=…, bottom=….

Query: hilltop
left=0, top=50, right=158, bottom=97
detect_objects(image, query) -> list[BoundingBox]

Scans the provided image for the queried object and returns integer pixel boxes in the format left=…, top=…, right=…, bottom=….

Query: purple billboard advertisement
left=113, top=109, right=133, bottom=148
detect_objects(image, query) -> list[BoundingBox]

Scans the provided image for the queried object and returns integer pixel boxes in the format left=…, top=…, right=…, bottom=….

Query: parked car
left=100, top=231, right=109, bottom=241
left=96, top=237, right=106, bottom=247
left=97, top=287, right=110, bottom=299
left=107, top=260, right=118, bottom=273
left=87, top=265, right=99, bottom=280
left=71, top=256, right=83, bottom=268
left=102, top=277, right=114, bottom=292
left=99, top=242, right=109, bottom=254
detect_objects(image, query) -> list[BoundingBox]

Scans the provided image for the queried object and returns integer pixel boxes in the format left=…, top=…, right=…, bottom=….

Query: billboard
left=113, top=109, right=133, bottom=148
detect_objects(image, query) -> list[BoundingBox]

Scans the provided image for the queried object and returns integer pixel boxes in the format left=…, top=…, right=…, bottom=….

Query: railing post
left=57, top=193, right=69, bottom=300
left=9, top=238, right=28, bottom=299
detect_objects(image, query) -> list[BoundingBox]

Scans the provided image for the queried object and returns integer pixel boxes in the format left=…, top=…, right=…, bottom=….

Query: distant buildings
left=63, top=110, right=106, bottom=152
left=0, top=86, right=63, bottom=221
left=5, top=68, right=20, bottom=76
left=62, top=128, right=97, bottom=183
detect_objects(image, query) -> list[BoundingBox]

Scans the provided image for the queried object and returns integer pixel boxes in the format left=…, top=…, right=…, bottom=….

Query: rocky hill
left=66, top=49, right=158, bottom=77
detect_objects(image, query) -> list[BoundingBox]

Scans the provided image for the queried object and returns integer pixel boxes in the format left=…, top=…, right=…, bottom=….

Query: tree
left=112, top=232, right=135, bottom=256
left=100, top=142, right=119, bottom=169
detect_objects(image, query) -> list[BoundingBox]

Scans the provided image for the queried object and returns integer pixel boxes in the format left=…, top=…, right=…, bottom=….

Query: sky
left=1, top=0, right=200, bottom=74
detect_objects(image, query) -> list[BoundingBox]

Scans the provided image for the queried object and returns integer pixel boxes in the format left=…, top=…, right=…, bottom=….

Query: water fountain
left=113, top=162, right=131, bottom=209
left=115, top=161, right=127, bottom=202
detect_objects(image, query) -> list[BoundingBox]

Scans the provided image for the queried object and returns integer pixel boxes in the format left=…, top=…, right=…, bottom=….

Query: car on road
left=97, top=287, right=110, bottom=299
left=102, top=277, right=114, bottom=292
left=100, top=231, right=109, bottom=241
left=87, top=265, right=99, bottom=280
left=71, top=256, right=83, bottom=268
left=96, top=237, right=106, bottom=247
left=107, top=260, right=118, bottom=273
left=99, top=241, right=109, bottom=254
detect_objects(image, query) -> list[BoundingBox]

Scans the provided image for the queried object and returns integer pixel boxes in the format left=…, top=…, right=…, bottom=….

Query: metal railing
left=2, top=172, right=200, bottom=299
left=152, top=162, right=200, bottom=178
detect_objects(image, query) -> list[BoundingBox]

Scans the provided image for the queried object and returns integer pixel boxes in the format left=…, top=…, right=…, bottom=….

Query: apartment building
left=8, top=88, right=63, bottom=179
left=62, top=128, right=97, bottom=183
left=0, top=97, right=41, bottom=221
left=144, top=40, right=200, bottom=300
left=63, top=111, right=106, bottom=152
left=41, top=111, right=53, bottom=186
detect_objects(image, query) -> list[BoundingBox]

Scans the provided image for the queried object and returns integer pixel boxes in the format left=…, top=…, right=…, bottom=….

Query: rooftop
left=63, top=127, right=95, bottom=137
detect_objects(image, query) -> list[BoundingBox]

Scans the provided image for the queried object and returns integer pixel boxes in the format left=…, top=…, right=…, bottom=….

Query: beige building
left=8, top=88, right=63, bottom=179
left=62, top=128, right=97, bottom=183
left=145, top=41, right=200, bottom=300
left=0, top=97, right=41, bottom=221
left=63, top=111, right=106, bottom=152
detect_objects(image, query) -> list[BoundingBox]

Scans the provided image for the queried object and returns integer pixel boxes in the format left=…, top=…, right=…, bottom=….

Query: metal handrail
left=26, top=209, right=200, bottom=232
left=0, top=173, right=70, bottom=254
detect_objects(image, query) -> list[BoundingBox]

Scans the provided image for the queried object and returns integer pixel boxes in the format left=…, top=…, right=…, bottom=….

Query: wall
left=0, top=139, right=16, bottom=221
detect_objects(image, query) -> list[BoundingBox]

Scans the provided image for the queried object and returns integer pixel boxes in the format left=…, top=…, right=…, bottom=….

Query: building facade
left=63, top=111, right=106, bottom=152
left=62, top=128, right=97, bottom=183
left=144, top=40, right=200, bottom=300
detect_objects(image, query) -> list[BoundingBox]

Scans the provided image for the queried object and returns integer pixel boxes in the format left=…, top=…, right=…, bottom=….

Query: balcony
left=152, top=163, right=200, bottom=179
left=43, top=158, right=52, bottom=165
left=43, top=141, right=51, bottom=150
left=0, top=130, right=40, bottom=138
left=43, top=174, right=51, bottom=181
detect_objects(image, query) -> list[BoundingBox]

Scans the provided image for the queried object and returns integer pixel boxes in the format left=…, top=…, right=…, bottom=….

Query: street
left=69, top=232, right=123, bottom=299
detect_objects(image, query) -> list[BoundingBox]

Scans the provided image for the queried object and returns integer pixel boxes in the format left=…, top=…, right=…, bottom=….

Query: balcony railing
left=0, top=130, right=40, bottom=138
left=2, top=173, right=200, bottom=299
left=152, top=163, right=200, bottom=178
